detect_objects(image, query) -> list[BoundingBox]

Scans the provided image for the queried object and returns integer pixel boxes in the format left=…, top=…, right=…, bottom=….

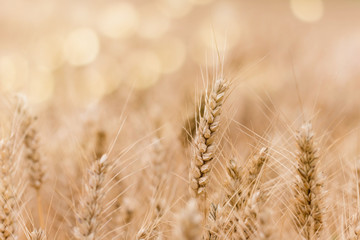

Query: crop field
left=0, top=0, right=360, bottom=239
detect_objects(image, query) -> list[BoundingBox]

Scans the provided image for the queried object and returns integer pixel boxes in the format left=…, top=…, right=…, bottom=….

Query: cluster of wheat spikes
left=1, top=70, right=360, bottom=240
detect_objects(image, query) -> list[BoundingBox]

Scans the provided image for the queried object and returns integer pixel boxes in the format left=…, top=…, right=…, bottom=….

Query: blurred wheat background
left=1, top=0, right=360, bottom=239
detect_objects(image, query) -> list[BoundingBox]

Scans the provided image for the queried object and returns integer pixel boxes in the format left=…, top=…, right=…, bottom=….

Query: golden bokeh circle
left=124, top=50, right=162, bottom=90
left=63, top=28, right=99, bottom=66
left=290, top=0, right=324, bottom=22
left=155, top=37, right=186, bottom=74
left=98, top=2, right=139, bottom=39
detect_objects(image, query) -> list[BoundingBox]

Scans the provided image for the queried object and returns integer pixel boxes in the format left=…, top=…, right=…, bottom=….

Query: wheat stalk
left=136, top=198, right=165, bottom=240
left=225, top=147, right=268, bottom=210
left=16, top=97, right=45, bottom=192
left=344, top=160, right=360, bottom=240
left=244, top=147, right=269, bottom=197
left=136, top=137, right=167, bottom=239
left=22, top=116, right=44, bottom=191
left=237, top=190, right=262, bottom=240
left=293, top=122, right=324, bottom=240
left=73, top=154, right=108, bottom=240
left=224, top=157, right=243, bottom=210
left=94, top=129, right=107, bottom=160
left=190, top=78, right=228, bottom=198
left=16, top=98, right=46, bottom=229
left=0, top=139, right=18, bottom=240
left=205, top=202, right=230, bottom=240
left=219, top=148, right=270, bottom=239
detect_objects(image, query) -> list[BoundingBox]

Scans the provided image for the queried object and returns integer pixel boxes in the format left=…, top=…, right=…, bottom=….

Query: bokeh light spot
left=34, top=34, right=64, bottom=71
left=79, top=69, right=107, bottom=104
left=0, top=55, right=28, bottom=92
left=189, top=0, right=213, bottom=5
left=290, top=0, right=324, bottom=22
left=63, top=28, right=99, bottom=66
left=98, top=2, right=139, bottom=39
left=125, top=50, right=161, bottom=90
left=157, top=0, right=193, bottom=19
left=191, top=2, right=241, bottom=65
left=137, top=7, right=170, bottom=39
left=28, top=69, right=55, bottom=104
left=156, top=37, right=186, bottom=74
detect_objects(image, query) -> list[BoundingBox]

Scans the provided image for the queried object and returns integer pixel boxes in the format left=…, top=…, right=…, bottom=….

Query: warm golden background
left=2, top=0, right=360, bottom=157
left=1, top=0, right=360, bottom=239
left=1, top=0, right=360, bottom=105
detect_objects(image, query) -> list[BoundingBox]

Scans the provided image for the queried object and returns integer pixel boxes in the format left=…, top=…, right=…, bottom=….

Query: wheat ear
left=236, top=190, right=262, bottom=240
left=16, top=97, right=45, bottom=191
left=22, top=116, right=44, bottom=191
left=257, top=208, right=274, bottom=240
left=345, top=160, right=360, bottom=240
left=190, top=78, right=228, bottom=198
left=136, top=138, right=167, bottom=239
left=220, top=148, right=269, bottom=239
left=17, top=99, right=45, bottom=228
left=174, top=199, right=203, bottom=240
left=244, top=147, right=269, bottom=196
left=204, top=202, right=229, bottom=240
left=225, top=147, right=268, bottom=210
left=293, top=123, right=324, bottom=240
left=224, top=156, right=243, bottom=210
left=73, top=154, right=108, bottom=240
left=0, top=139, right=18, bottom=240
left=29, top=229, right=47, bottom=240
left=136, top=198, right=165, bottom=240
left=346, top=213, right=360, bottom=240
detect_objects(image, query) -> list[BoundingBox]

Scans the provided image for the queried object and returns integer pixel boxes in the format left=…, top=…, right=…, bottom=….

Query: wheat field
left=0, top=0, right=360, bottom=239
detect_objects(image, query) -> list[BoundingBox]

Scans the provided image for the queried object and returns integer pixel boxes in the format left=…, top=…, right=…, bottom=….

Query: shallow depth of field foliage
left=0, top=0, right=360, bottom=239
